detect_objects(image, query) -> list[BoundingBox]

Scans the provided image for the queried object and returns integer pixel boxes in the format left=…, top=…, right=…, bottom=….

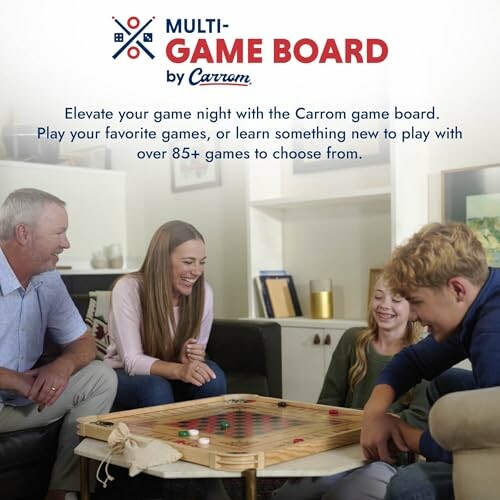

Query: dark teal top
left=317, top=327, right=429, bottom=430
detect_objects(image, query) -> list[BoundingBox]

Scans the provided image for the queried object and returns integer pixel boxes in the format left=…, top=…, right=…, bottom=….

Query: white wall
left=0, top=161, right=127, bottom=268
left=389, top=1, right=500, bottom=242
left=124, top=150, right=249, bottom=318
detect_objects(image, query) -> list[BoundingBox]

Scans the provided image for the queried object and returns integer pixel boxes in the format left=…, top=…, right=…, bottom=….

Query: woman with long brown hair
left=105, top=220, right=226, bottom=409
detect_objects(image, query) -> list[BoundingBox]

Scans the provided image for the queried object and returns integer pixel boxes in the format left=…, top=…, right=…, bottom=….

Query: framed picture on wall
left=171, top=152, right=221, bottom=193
left=442, top=164, right=500, bottom=267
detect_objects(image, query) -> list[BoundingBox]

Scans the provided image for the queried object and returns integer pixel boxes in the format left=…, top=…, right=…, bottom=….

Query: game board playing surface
left=78, top=394, right=363, bottom=471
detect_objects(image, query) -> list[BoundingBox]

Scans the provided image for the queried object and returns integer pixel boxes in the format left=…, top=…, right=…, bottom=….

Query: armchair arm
left=206, top=319, right=282, bottom=397
left=430, top=386, right=500, bottom=451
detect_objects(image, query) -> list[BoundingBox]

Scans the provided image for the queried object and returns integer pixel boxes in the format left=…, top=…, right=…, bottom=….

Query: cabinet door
left=320, top=328, right=347, bottom=399
left=281, top=327, right=326, bottom=403
left=322, top=328, right=345, bottom=373
left=322, top=330, right=336, bottom=374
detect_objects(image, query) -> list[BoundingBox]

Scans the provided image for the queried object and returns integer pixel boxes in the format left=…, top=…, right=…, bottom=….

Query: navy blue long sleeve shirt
left=376, top=268, right=500, bottom=463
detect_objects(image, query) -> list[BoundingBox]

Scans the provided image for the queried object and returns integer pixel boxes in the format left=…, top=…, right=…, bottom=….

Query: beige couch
left=429, top=386, right=500, bottom=500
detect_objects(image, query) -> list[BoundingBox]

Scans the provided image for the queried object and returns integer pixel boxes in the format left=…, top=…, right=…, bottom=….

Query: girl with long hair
left=317, top=273, right=425, bottom=421
left=105, top=220, right=226, bottom=409
left=274, top=272, right=429, bottom=500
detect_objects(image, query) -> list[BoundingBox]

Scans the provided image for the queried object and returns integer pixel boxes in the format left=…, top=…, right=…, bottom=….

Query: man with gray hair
left=0, top=188, right=117, bottom=500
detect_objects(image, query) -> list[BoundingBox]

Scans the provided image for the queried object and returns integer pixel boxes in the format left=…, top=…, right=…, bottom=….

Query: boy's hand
left=361, top=412, right=408, bottom=463
left=394, top=418, right=424, bottom=453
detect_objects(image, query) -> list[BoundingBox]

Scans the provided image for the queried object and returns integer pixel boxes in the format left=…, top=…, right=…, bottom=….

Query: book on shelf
left=254, top=276, right=269, bottom=318
left=256, top=273, right=302, bottom=318
left=259, top=269, right=287, bottom=276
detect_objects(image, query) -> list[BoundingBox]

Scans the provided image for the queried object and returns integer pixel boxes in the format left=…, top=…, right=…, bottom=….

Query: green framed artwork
left=442, top=164, right=500, bottom=267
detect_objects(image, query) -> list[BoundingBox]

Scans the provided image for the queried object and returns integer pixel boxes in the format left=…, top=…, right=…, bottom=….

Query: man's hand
left=0, top=367, right=36, bottom=399
left=23, top=330, right=95, bottom=408
left=9, top=371, right=36, bottom=399
left=25, top=357, right=73, bottom=407
left=361, top=412, right=408, bottom=463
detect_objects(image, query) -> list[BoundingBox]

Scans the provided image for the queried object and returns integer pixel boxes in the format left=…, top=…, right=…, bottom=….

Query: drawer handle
left=324, top=334, right=331, bottom=345
left=313, top=334, right=321, bottom=345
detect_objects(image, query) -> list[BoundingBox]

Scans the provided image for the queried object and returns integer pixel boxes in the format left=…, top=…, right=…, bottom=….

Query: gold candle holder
left=310, top=279, right=334, bottom=319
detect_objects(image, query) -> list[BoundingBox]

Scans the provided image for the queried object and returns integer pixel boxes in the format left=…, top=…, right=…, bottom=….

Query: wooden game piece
left=198, top=437, right=210, bottom=447
left=278, top=401, right=288, bottom=407
left=219, top=421, right=230, bottom=430
left=188, top=429, right=200, bottom=439
left=178, top=430, right=189, bottom=437
left=329, top=409, right=339, bottom=416
left=293, top=438, right=304, bottom=443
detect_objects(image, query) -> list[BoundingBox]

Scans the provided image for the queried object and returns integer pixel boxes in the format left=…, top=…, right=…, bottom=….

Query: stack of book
left=255, top=270, right=303, bottom=318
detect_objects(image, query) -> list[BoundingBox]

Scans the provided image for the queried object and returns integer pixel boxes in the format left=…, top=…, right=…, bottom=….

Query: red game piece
left=293, top=438, right=304, bottom=443
left=329, top=409, right=339, bottom=416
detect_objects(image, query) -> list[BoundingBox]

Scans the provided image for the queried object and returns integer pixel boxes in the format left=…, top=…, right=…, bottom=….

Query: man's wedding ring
left=50, top=386, right=57, bottom=391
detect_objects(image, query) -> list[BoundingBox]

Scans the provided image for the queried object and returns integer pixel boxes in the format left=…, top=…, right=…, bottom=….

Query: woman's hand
left=177, top=361, right=216, bottom=386
left=180, top=338, right=206, bottom=364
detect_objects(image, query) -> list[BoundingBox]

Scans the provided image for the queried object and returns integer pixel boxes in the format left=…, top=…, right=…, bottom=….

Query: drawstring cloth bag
left=96, top=422, right=183, bottom=488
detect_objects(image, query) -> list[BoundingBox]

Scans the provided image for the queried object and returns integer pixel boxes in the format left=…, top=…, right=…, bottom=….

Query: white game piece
left=188, top=429, right=200, bottom=439
left=198, top=437, right=210, bottom=447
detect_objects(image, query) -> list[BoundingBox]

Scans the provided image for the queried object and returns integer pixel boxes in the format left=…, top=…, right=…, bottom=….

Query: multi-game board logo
left=111, top=16, right=388, bottom=87
left=112, top=16, right=155, bottom=59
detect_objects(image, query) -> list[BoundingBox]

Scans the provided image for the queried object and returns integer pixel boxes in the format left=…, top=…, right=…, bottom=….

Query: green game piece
left=220, top=421, right=230, bottom=430
left=178, top=430, right=189, bottom=437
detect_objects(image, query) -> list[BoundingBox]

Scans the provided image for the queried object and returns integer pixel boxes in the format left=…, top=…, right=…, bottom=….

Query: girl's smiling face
left=371, top=278, right=411, bottom=334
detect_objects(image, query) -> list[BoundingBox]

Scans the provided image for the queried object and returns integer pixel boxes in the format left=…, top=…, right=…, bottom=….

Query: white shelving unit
left=248, top=185, right=392, bottom=322
left=57, top=267, right=138, bottom=276
left=250, top=187, right=391, bottom=210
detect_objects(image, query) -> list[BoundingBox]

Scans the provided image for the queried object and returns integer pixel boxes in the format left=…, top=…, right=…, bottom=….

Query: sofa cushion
left=0, top=419, right=63, bottom=499
left=85, top=291, right=111, bottom=359
left=225, top=373, right=269, bottom=396
left=207, top=319, right=282, bottom=398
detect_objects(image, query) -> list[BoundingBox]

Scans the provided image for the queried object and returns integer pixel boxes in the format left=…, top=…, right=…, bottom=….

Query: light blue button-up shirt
left=0, top=248, right=86, bottom=409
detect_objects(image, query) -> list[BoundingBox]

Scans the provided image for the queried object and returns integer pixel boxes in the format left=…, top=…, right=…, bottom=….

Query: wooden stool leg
left=80, top=456, right=90, bottom=500
left=242, top=469, right=257, bottom=500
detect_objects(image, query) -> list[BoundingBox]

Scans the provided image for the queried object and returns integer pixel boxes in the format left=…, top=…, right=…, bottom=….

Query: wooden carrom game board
left=78, top=394, right=363, bottom=472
